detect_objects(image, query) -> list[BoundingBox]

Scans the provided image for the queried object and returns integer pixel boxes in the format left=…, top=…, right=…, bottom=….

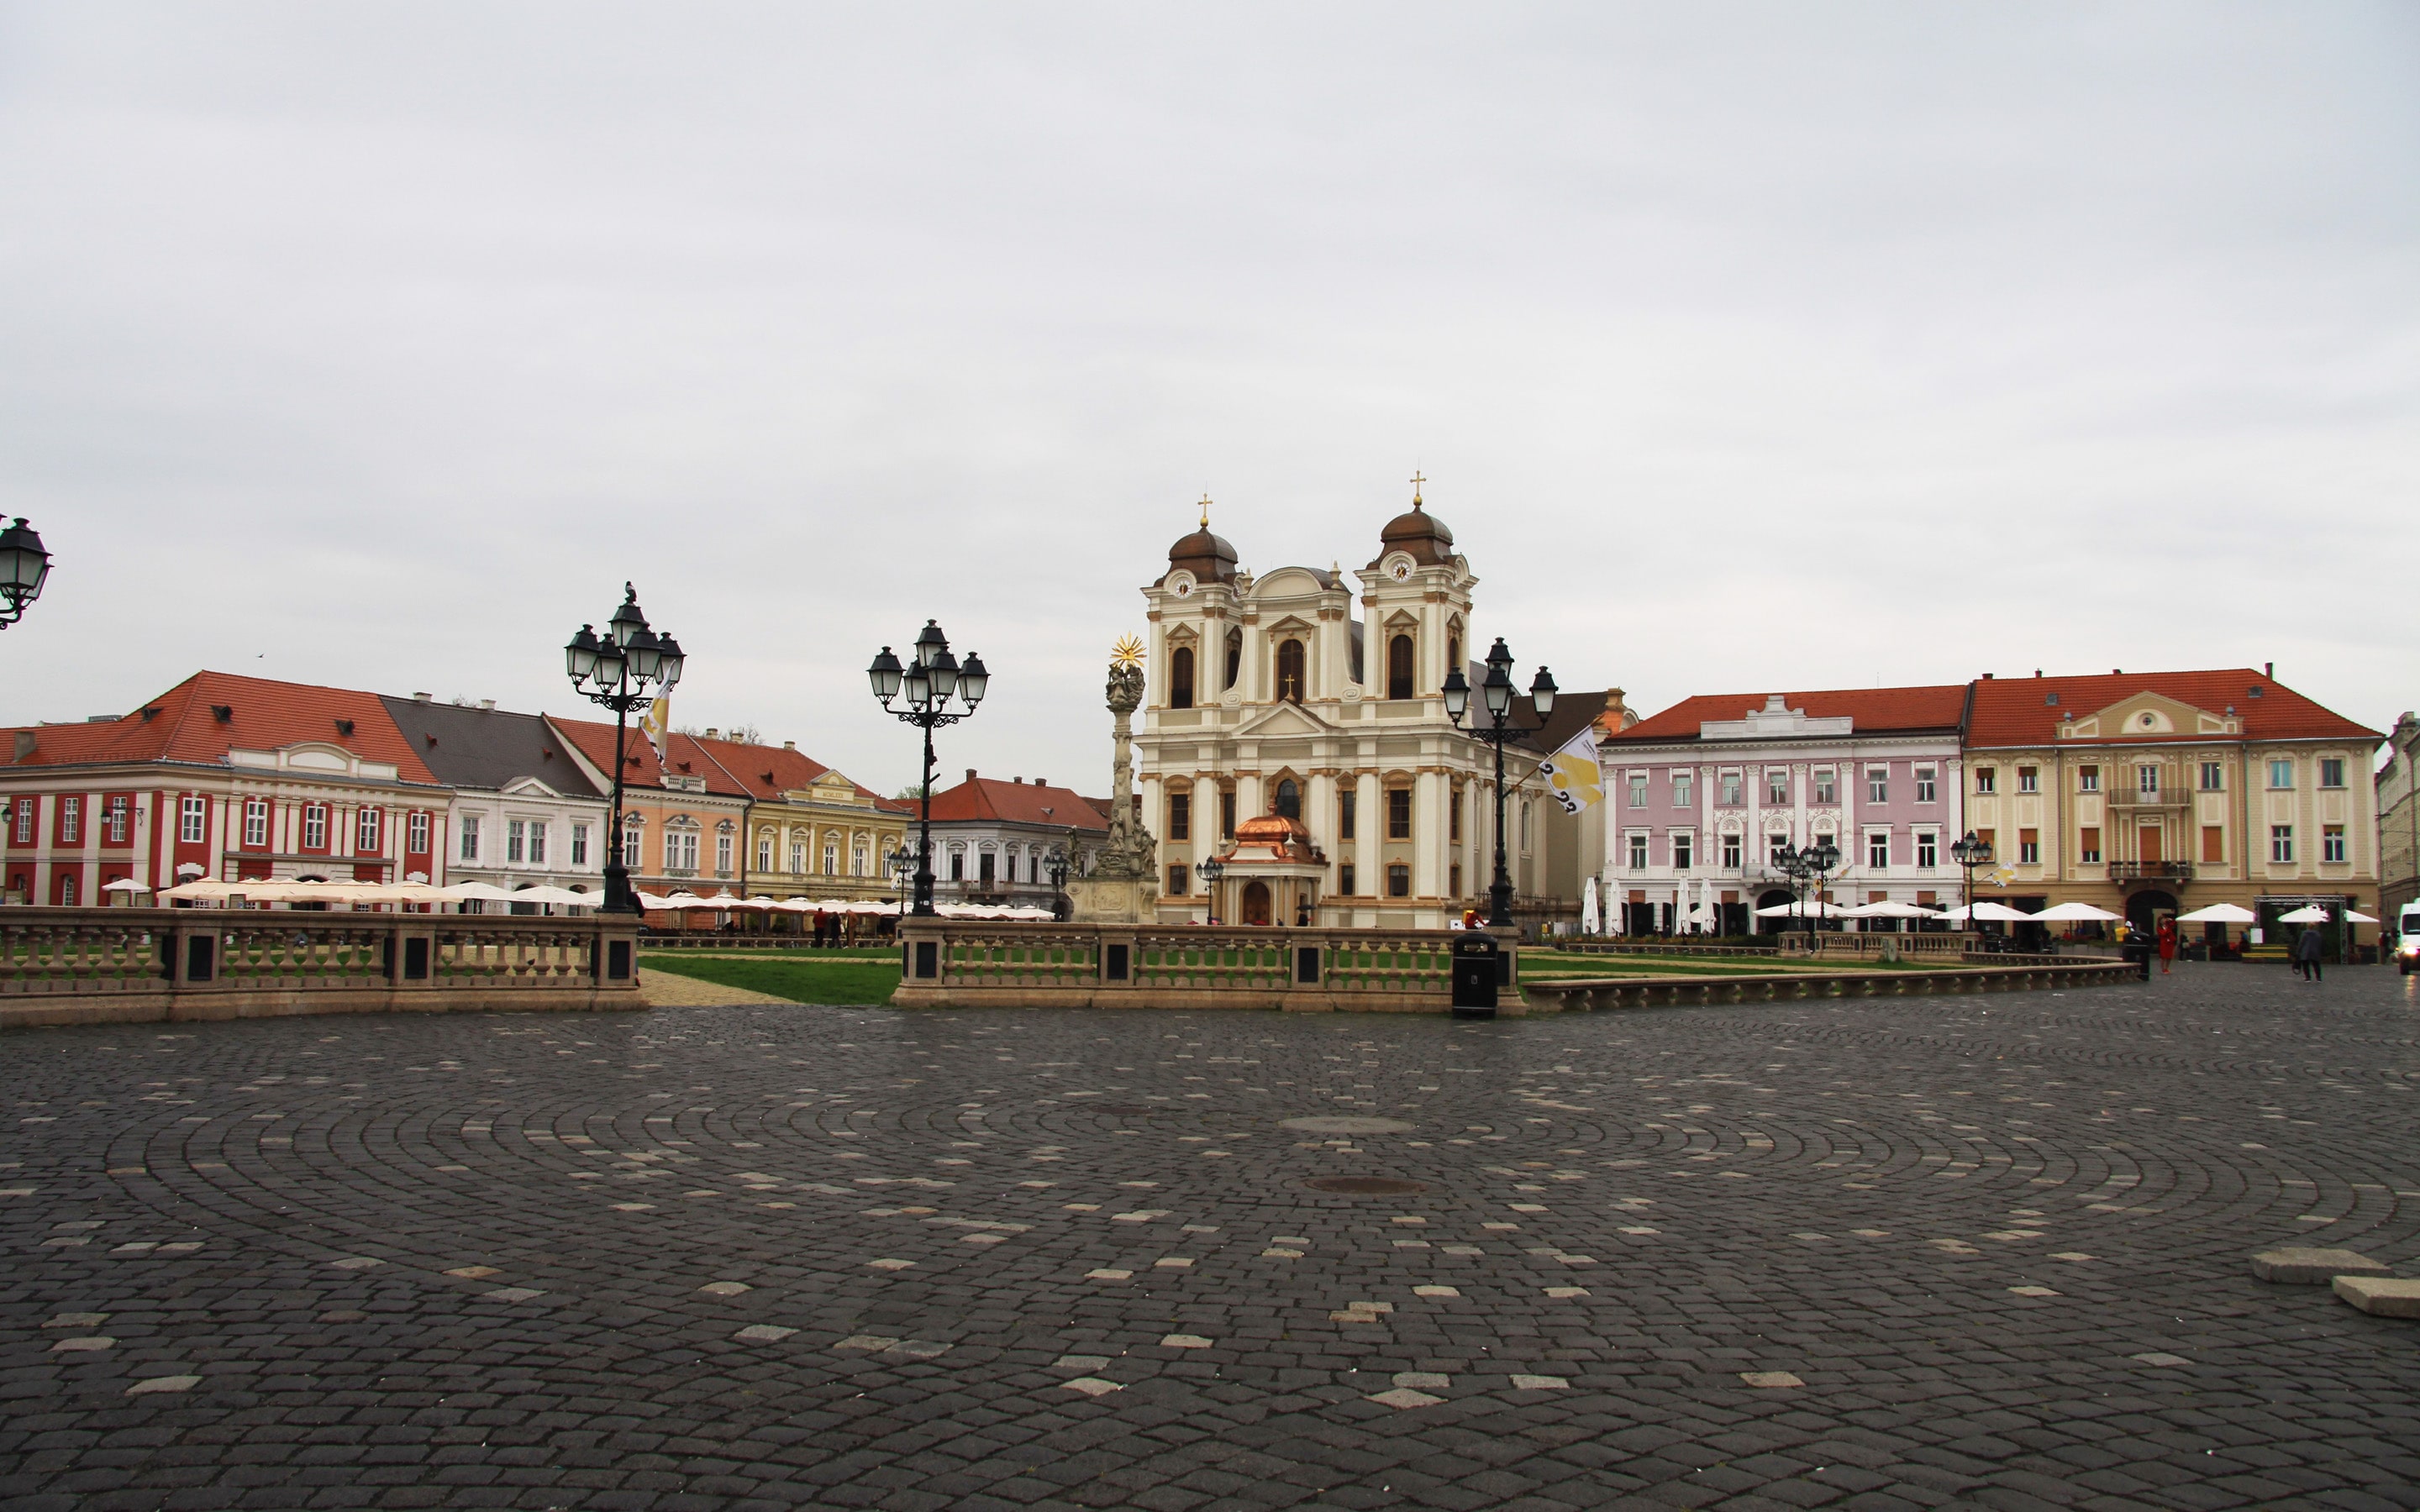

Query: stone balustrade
left=1518, top=958, right=2136, bottom=1014
left=0, top=907, right=644, bottom=1028
left=892, top=920, right=1465, bottom=1011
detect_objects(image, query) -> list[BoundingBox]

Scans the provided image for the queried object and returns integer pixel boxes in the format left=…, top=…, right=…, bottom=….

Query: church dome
left=1376, top=496, right=1455, bottom=566
left=1167, top=524, right=1239, bottom=585
left=1234, top=811, right=1313, bottom=847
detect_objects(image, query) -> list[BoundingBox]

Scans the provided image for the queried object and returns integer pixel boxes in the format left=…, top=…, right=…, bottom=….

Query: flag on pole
left=1539, top=726, right=1602, bottom=815
left=639, top=696, right=671, bottom=757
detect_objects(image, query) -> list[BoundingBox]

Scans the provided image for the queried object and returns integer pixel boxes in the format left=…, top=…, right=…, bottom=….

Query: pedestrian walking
left=2296, top=924, right=2324, bottom=982
left=2156, top=917, right=2177, bottom=974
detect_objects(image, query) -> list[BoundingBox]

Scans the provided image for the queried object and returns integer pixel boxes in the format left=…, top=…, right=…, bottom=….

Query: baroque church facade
left=1134, top=488, right=1516, bottom=930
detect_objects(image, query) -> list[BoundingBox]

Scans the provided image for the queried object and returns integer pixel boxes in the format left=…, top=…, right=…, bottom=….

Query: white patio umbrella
left=102, top=878, right=152, bottom=894
left=1841, top=900, right=1942, bottom=919
left=437, top=881, right=518, bottom=901
left=510, top=885, right=595, bottom=908
left=1939, top=901, right=2034, bottom=922
left=1580, top=877, right=1601, bottom=935
left=2033, top=901, right=2123, bottom=922
left=2173, top=902, right=2257, bottom=924
left=1752, top=899, right=1856, bottom=918
left=156, top=879, right=245, bottom=903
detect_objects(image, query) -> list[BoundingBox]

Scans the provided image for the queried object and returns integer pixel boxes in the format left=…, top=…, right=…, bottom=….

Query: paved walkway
left=3, top=964, right=2417, bottom=1509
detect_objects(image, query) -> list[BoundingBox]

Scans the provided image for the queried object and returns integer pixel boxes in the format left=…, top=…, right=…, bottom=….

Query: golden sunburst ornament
left=1111, top=634, right=1146, bottom=668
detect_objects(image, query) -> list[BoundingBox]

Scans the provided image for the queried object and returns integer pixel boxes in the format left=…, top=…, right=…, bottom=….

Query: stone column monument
left=1066, top=637, right=1159, bottom=923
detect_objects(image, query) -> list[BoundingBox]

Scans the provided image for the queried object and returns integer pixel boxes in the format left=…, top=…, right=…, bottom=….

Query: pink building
left=1597, top=687, right=1970, bottom=934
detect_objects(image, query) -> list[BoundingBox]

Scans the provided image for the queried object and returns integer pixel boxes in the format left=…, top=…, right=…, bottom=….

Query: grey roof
left=376, top=696, right=602, bottom=797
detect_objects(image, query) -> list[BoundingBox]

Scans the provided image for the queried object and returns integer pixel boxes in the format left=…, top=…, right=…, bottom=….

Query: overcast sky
left=3, top=3, right=2414, bottom=795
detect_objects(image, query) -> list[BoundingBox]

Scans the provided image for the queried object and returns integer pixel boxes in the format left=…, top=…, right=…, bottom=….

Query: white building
left=381, top=696, right=608, bottom=903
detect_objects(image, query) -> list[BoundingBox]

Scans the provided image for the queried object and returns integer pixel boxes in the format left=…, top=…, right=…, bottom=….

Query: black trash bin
left=1451, top=933, right=1500, bottom=1017
left=2121, top=941, right=2151, bottom=980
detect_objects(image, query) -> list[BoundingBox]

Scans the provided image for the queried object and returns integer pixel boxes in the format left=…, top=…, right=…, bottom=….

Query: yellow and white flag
left=639, top=696, right=671, bottom=756
left=1539, top=726, right=1602, bottom=814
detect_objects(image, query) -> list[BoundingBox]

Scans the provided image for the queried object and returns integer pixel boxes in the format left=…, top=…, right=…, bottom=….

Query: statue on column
left=1067, top=637, right=1159, bottom=921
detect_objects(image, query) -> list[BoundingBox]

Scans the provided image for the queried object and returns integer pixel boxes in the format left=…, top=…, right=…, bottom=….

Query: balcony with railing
left=2108, top=860, right=2195, bottom=883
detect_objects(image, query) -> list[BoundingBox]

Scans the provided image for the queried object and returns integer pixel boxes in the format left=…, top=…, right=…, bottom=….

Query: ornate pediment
left=1237, top=701, right=1333, bottom=739
left=2061, top=692, right=2238, bottom=740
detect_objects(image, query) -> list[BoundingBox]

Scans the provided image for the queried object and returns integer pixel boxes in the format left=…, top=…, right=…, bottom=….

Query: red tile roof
left=3, top=670, right=439, bottom=783
left=923, top=774, right=1111, bottom=831
left=1609, top=685, right=1970, bottom=744
left=1966, top=669, right=2381, bottom=748
left=545, top=715, right=671, bottom=790
left=674, top=734, right=910, bottom=813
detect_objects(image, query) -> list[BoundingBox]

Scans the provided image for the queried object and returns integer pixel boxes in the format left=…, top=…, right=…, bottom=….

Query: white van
left=2400, top=901, right=2420, bottom=974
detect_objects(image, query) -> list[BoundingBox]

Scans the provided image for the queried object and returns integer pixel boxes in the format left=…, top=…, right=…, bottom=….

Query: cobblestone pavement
left=5, top=966, right=2419, bottom=1512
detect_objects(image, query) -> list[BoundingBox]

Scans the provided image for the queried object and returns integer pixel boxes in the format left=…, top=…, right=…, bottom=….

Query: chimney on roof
left=2265, top=661, right=2273, bottom=680
left=13, top=731, right=35, bottom=762
left=966, top=769, right=976, bottom=783
left=478, top=700, right=495, bottom=711
left=1980, top=673, right=1992, bottom=680
left=783, top=740, right=795, bottom=751
left=1013, top=775, right=1022, bottom=785
left=703, top=727, right=719, bottom=740
left=2033, top=669, right=2042, bottom=678
left=413, top=691, right=433, bottom=703
left=1037, top=778, right=1047, bottom=788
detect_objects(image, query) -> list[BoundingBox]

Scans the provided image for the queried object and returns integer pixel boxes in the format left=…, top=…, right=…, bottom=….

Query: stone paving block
left=2251, top=1248, right=2392, bottom=1284
left=2331, top=1277, right=2420, bottom=1319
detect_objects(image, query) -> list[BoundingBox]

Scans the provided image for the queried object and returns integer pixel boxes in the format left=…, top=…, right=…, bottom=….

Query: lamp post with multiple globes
left=1440, top=638, right=1557, bottom=929
left=1194, top=855, right=1225, bottom=927
left=0, top=517, right=54, bottom=630
left=867, top=622, right=988, bottom=917
left=1771, top=837, right=1842, bottom=952
left=563, top=585, right=685, bottom=915
left=1951, top=829, right=1995, bottom=930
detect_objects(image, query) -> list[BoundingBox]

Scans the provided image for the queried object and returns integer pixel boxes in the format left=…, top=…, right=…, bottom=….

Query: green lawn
left=641, top=952, right=902, bottom=1005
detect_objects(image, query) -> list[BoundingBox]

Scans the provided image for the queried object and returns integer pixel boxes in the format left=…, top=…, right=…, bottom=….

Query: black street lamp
left=564, top=585, right=685, bottom=915
left=1442, top=637, right=1557, bottom=929
left=1046, top=843, right=1071, bottom=921
left=1770, top=837, right=1841, bottom=951
left=1195, top=855, right=1225, bottom=926
left=1950, top=829, right=1994, bottom=927
left=868, top=621, right=987, bottom=916
left=0, top=517, right=54, bottom=630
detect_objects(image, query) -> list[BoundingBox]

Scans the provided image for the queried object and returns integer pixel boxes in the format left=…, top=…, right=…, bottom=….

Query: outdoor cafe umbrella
left=102, top=878, right=151, bottom=895
left=1751, top=899, right=1856, bottom=918
left=1839, top=900, right=1941, bottom=919
left=2033, top=901, right=2123, bottom=922
left=2173, top=903, right=2258, bottom=924
left=1938, top=901, right=2033, bottom=922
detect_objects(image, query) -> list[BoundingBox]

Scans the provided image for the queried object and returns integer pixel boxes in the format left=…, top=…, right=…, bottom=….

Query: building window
left=1387, top=634, right=1414, bottom=701
left=460, top=816, right=482, bottom=862
left=570, top=822, right=587, bottom=866
left=790, top=840, right=805, bottom=874
left=1866, top=769, right=1888, bottom=804
left=1628, top=833, right=1648, bottom=869
left=1626, top=774, right=1648, bottom=808
left=1276, top=638, right=1307, bottom=703
left=824, top=842, right=839, bottom=874
left=666, top=830, right=699, bottom=872
left=1449, top=785, right=1462, bottom=843
left=508, top=820, right=526, bottom=864
left=2079, top=827, right=2102, bottom=864
left=58, top=796, right=79, bottom=845
left=1339, top=862, right=1355, bottom=895
left=2268, top=759, right=2293, bottom=789
left=2319, top=759, right=2345, bottom=789
left=1170, top=646, right=1195, bottom=710
left=1386, top=788, right=1411, bottom=839
left=408, top=811, right=430, bottom=854
left=2202, top=825, right=2223, bottom=864
left=855, top=843, right=869, bottom=877
left=2196, top=762, right=2221, bottom=791
left=1222, top=789, right=1238, bottom=839
left=756, top=835, right=773, bottom=870
left=243, top=798, right=269, bottom=848
left=950, top=850, right=965, bottom=881
left=1722, top=833, right=1742, bottom=869
left=1168, top=863, right=1188, bottom=895
left=1386, top=863, right=1411, bottom=897
left=1975, top=768, right=1996, bottom=795
left=1719, top=773, right=1742, bottom=806
left=979, top=851, right=996, bottom=885
left=356, top=808, right=381, bottom=853
left=1672, top=773, right=1694, bottom=806
left=1449, top=862, right=1462, bottom=895
left=1768, top=770, right=1791, bottom=806
left=1917, top=832, right=1939, bottom=869
left=1672, top=833, right=1692, bottom=870
left=1338, top=790, right=1355, bottom=841
left=1868, top=832, right=1890, bottom=869
left=1914, top=767, right=1935, bottom=804
left=302, top=805, right=328, bottom=851
left=1277, top=778, right=1302, bottom=820
left=2016, top=766, right=2038, bottom=794
left=1223, top=627, right=1242, bottom=690
left=58, top=874, right=75, bottom=906
left=2323, top=824, right=2346, bottom=863
left=107, top=795, right=130, bottom=844
left=1169, top=791, right=1191, bottom=841
left=623, top=826, right=640, bottom=869
left=2018, top=827, right=2039, bottom=865
left=1521, top=801, right=1532, bottom=851
left=13, top=796, right=34, bottom=844
left=2138, top=765, right=2160, bottom=796
left=530, top=824, right=548, bottom=866
left=2078, top=766, right=2099, bottom=793
left=1813, top=770, right=1836, bottom=806
left=179, top=795, right=207, bottom=844
left=2270, top=825, right=2293, bottom=863
left=1768, top=834, right=1791, bottom=866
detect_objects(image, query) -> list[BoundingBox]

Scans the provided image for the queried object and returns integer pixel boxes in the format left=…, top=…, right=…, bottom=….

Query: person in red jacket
left=2156, top=916, right=2178, bottom=974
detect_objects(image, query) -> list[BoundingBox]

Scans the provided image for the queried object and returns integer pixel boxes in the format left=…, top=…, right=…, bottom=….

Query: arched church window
left=1223, top=627, right=1243, bottom=691
left=1171, top=646, right=1195, bottom=709
left=1276, top=779, right=1301, bottom=819
left=1447, top=627, right=1462, bottom=679
left=1388, top=634, right=1415, bottom=701
left=1276, top=639, right=1306, bottom=703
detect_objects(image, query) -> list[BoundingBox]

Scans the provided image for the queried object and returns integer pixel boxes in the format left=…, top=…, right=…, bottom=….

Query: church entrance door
left=1241, top=879, right=1272, bottom=926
